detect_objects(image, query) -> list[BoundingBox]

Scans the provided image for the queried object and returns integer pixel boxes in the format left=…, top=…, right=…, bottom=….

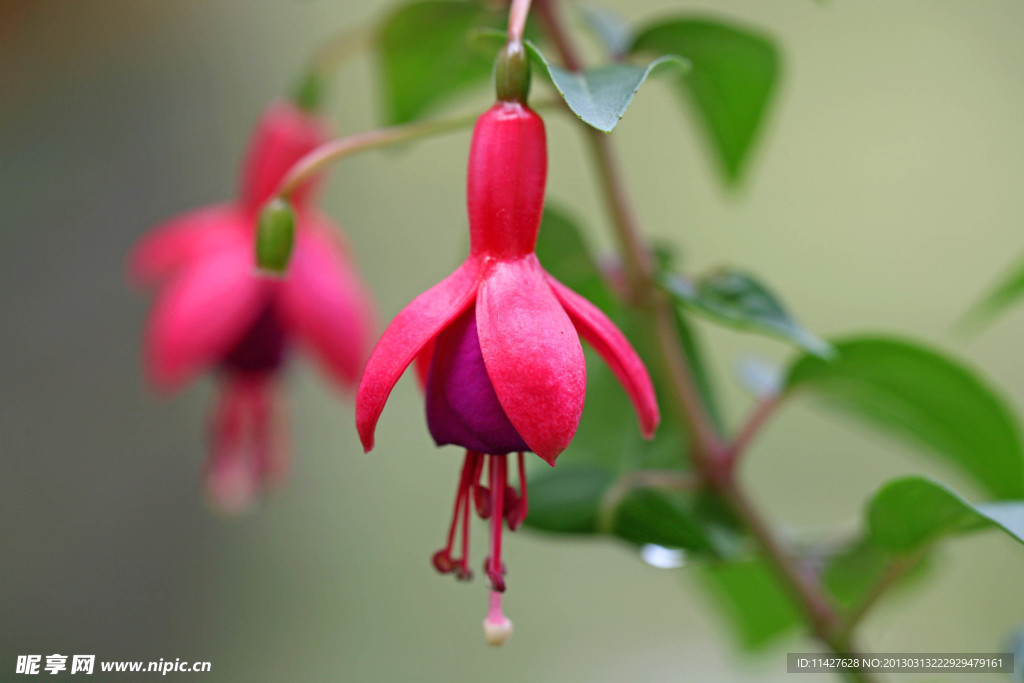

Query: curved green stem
left=274, top=99, right=558, bottom=200
left=273, top=110, right=480, bottom=200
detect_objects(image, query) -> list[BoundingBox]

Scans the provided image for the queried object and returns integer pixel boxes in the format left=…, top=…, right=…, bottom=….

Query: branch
left=535, top=2, right=877, bottom=679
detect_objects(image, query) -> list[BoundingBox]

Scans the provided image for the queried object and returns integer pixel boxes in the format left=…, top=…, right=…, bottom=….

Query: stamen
left=487, top=455, right=508, bottom=592
left=472, top=453, right=491, bottom=518
left=455, top=452, right=476, bottom=581
left=433, top=451, right=477, bottom=575
left=482, top=591, right=513, bottom=647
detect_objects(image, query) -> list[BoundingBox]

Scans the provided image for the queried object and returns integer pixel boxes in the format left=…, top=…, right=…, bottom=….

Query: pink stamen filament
left=435, top=451, right=478, bottom=572
left=457, top=453, right=476, bottom=577
left=488, top=455, right=507, bottom=592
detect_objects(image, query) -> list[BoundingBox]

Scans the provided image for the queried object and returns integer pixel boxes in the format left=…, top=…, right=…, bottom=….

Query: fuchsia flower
left=355, top=100, right=660, bottom=644
left=130, top=101, right=375, bottom=512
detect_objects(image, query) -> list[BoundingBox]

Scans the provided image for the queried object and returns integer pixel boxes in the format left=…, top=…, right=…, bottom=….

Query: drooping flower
left=130, top=101, right=375, bottom=513
left=355, top=99, right=660, bottom=644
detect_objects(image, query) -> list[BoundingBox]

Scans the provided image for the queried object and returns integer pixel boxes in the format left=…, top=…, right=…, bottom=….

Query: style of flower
left=130, top=101, right=375, bottom=512
left=355, top=99, right=660, bottom=645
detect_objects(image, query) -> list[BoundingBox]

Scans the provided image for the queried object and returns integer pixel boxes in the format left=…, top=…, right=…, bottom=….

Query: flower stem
left=722, top=395, right=780, bottom=472
left=273, top=111, right=479, bottom=200
left=536, top=1, right=879, bottom=678
left=274, top=99, right=558, bottom=201
left=507, top=0, right=532, bottom=47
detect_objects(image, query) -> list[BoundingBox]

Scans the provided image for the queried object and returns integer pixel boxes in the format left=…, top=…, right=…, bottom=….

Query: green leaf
left=958, top=253, right=1024, bottom=335
left=377, top=0, right=505, bottom=124
left=529, top=45, right=689, bottom=132
left=473, top=30, right=688, bottom=132
left=699, top=557, right=801, bottom=650
left=631, top=17, right=780, bottom=185
left=867, top=476, right=1024, bottom=554
left=821, top=537, right=929, bottom=609
left=579, top=5, right=633, bottom=58
left=662, top=269, right=832, bottom=358
left=785, top=337, right=1024, bottom=500
left=525, top=467, right=613, bottom=534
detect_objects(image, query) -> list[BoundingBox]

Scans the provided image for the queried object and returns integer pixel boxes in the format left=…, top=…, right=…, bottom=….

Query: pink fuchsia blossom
left=355, top=100, right=660, bottom=643
left=130, top=101, right=375, bottom=513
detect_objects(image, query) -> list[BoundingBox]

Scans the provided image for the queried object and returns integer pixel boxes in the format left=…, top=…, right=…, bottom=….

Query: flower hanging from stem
left=356, top=61, right=659, bottom=643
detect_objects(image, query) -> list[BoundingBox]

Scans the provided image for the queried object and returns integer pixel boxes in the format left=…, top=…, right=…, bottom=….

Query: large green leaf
left=662, top=268, right=832, bottom=358
left=959, top=253, right=1024, bottom=334
left=377, top=0, right=505, bottom=124
left=631, top=17, right=780, bottom=185
left=785, top=337, right=1024, bottom=499
left=867, top=476, right=1024, bottom=554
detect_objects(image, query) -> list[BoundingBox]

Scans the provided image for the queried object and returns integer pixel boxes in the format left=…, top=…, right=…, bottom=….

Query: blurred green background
left=4, top=0, right=1024, bottom=680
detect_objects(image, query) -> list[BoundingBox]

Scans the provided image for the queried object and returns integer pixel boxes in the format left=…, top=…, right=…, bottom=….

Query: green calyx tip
left=256, top=199, right=296, bottom=275
left=291, top=70, right=325, bottom=114
left=495, top=42, right=531, bottom=104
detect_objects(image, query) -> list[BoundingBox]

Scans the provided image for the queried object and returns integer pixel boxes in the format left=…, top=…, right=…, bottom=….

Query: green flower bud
left=495, top=42, right=531, bottom=104
left=256, top=198, right=296, bottom=275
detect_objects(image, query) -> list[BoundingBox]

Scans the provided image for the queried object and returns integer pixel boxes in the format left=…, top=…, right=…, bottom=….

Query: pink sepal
left=477, top=256, right=585, bottom=465
left=356, top=259, right=482, bottom=452
left=548, top=277, right=660, bottom=439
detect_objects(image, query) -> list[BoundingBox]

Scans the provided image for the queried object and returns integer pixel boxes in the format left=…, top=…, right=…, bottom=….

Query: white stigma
left=482, top=591, right=513, bottom=647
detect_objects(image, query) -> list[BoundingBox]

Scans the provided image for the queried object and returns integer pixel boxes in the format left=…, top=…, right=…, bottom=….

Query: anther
left=432, top=550, right=455, bottom=574
left=474, top=485, right=492, bottom=518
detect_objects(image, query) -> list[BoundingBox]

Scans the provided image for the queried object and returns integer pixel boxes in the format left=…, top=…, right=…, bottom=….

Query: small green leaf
left=579, top=5, right=634, bottom=58
left=867, top=476, right=1024, bottom=554
left=631, top=17, right=780, bottom=185
left=377, top=1, right=505, bottom=124
left=528, top=45, right=689, bottom=132
left=958, top=253, right=1024, bottom=335
left=662, top=269, right=832, bottom=358
left=698, top=557, right=801, bottom=650
left=473, top=30, right=687, bottom=132
left=785, top=337, right=1024, bottom=499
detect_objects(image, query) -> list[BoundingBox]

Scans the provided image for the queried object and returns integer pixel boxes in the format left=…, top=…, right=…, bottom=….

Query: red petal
left=278, top=214, right=376, bottom=389
left=477, top=256, right=585, bottom=465
left=144, top=237, right=266, bottom=391
left=128, top=204, right=243, bottom=286
left=548, top=277, right=660, bottom=439
left=355, top=260, right=482, bottom=452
